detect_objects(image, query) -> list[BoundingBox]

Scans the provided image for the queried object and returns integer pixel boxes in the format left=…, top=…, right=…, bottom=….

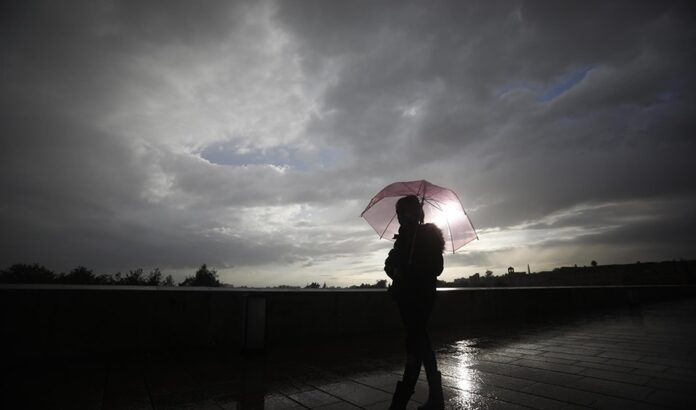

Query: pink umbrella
left=360, top=180, right=478, bottom=253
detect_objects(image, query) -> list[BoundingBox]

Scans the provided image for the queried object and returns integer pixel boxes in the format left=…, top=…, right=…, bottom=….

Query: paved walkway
left=3, top=298, right=696, bottom=409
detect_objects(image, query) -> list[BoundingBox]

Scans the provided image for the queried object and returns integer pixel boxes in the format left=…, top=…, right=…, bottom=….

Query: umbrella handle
left=408, top=195, right=425, bottom=265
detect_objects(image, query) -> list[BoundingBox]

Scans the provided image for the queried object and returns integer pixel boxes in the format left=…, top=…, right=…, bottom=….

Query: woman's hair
left=396, top=195, right=424, bottom=223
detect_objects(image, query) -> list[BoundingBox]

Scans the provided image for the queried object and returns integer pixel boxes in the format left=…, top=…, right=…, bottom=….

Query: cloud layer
left=2, top=0, right=695, bottom=285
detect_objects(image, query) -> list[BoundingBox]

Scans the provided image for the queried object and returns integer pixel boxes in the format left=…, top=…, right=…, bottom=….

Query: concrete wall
left=2, top=285, right=694, bottom=357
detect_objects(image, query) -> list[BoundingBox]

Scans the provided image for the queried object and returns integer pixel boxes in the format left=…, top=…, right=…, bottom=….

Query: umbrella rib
left=379, top=212, right=398, bottom=239
left=450, top=190, right=479, bottom=241
left=424, top=198, right=443, bottom=211
left=445, top=214, right=455, bottom=254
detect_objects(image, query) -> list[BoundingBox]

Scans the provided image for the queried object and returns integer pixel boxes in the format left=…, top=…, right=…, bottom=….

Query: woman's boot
left=388, top=380, right=414, bottom=410
left=417, top=371, right=444, bottom=410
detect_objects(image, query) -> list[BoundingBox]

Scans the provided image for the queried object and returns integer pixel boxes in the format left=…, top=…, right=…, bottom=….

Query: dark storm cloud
left=0, top=0, right=271, bottom=273
left=277, top=0, right=696, bottom=223
left=2, top=0, right=695, bottom=282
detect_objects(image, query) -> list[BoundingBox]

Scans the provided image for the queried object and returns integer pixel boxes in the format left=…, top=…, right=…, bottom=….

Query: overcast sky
left=2, top=0, right=695, bottom=286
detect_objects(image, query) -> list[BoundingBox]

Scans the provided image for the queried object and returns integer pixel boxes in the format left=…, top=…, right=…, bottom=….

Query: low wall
left=1, top=285, right=694, bottom=356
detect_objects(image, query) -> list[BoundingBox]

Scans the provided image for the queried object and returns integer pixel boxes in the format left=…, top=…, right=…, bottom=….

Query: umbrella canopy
left=360, top=180, right=478, bottom=253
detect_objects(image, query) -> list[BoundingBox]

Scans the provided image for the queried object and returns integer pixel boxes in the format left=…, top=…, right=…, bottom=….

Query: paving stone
left=598, top=351, right=644, bottom=361
left=509, top=358, right=586, bottom=374
left=634, top=368, right=696, bottom=383
left=539, top=350, right=609, bottom=364
left=288, top=389, right=342, bottom=408
left=640, top=356, right=696, bottom=370
left=519, top=354, right=577, bottom=366
left=542, top=345, right=605, bottom=357
left=512, top=343, right=549, bottom=350
left=363, top=399, right=421, bottom=410
left=273, top=380, right=316, bottom=395
left=350, top=371, right=400, bottom=389
left=522, top=382, right=601, bottom=406
left=485, top=386, right=589, bottom=410
left=444, top=390, right=530, bottom=410
left=213, top=394, right=239, bottom=410
left=666, top=366, right=696, bottom=377
left=478, top=353, right=519, bottom=364
left=262, top=394, right=304, bottom=410
left=474, top=371, right=537, bottom=391
left=644, top=389, right=694, bottom=410
left=578, top=368, right=651, bottom=385
left=315, top=401, right=363, bottom=409
left=573, top=376, right=652, bottom=400
left=472, top=361, right=585, bottom=386
left=589, top=395, right=665, bottom=410
left=318, top=380, right=392, bottom=406
left=645, top=376, right=694, bottom=394
left=500, top=347, right=545, bottom=356
left=573, top=359, right=633, bottom=373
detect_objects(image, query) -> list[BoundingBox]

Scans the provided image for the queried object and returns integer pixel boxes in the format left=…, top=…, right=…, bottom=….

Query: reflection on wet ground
left=3, top=298, right=695, bottom=409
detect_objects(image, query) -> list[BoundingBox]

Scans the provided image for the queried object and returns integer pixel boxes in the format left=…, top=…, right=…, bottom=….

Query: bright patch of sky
left=200, top=140, right=345, bottom=171
left=496, top=65, right=594, bottom=102
left=538, top=65, right=594, bottom=102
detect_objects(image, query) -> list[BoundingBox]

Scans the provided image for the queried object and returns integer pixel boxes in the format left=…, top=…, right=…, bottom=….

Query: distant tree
left=374, top=279, right=387, bottom=288
left=485, top=270, right=493, bottom=278
left=591, top=260, right=598, bottom=267
left=146, top=268, right=162, bottom=286
left=161, top=275, right=175, bottom=286
left=305, top=282, right=321, bottom=289
left=123, top=268, right=146, bottom=285
left=507, top=266, right=515, bottom=274
left=0, top=263, right=55, bottom=284
left=93, top=273, right=113, bottom=284
left=179, top=264, right=222, bottom=287
left=59, top=266, right=96, bottom=284
left=350, top=279, right=390, bottom=289
left=322, top=282, right=327, bottom=289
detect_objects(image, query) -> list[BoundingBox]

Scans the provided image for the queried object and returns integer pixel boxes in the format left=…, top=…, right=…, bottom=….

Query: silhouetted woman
left=385, top=195, right=445, bottom=410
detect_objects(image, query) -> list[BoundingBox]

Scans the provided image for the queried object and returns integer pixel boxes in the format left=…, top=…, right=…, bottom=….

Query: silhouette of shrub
left=146, top=268, right=162, bottom=285
left=0, top=263, right=55, bottom=284
left=161, top=274, right=175, bottom=286
left=123, top=268, right=145, bottom=285
left=57, top=266, right=96, bottom=284
left=179, top=264, right=221, bottom=287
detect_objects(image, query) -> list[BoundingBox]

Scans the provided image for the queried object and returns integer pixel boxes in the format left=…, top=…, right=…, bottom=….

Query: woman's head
left=396, top=195, right=424, bottom=225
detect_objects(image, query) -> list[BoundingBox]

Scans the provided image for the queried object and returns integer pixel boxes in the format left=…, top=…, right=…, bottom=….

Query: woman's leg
left=416, top=296, right=444, bottom=409
left=418, top=297, right=439, bottom=382
left=390, top=299, right=422, bottom=409
left=398, top=300, right=423, bottom=386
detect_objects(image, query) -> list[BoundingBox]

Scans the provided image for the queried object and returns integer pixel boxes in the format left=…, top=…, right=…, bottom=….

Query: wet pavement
left=3, top=298, right=695, bottom=409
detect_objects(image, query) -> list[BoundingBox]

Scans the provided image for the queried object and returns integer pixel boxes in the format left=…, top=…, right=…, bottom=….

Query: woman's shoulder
left=419, top=223, right=443, bottom=236
left=418, top=223, right=445, bottom=252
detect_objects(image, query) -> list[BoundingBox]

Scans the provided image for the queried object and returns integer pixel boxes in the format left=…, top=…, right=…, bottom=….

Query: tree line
left=0, top=263, right=223, bottom=287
